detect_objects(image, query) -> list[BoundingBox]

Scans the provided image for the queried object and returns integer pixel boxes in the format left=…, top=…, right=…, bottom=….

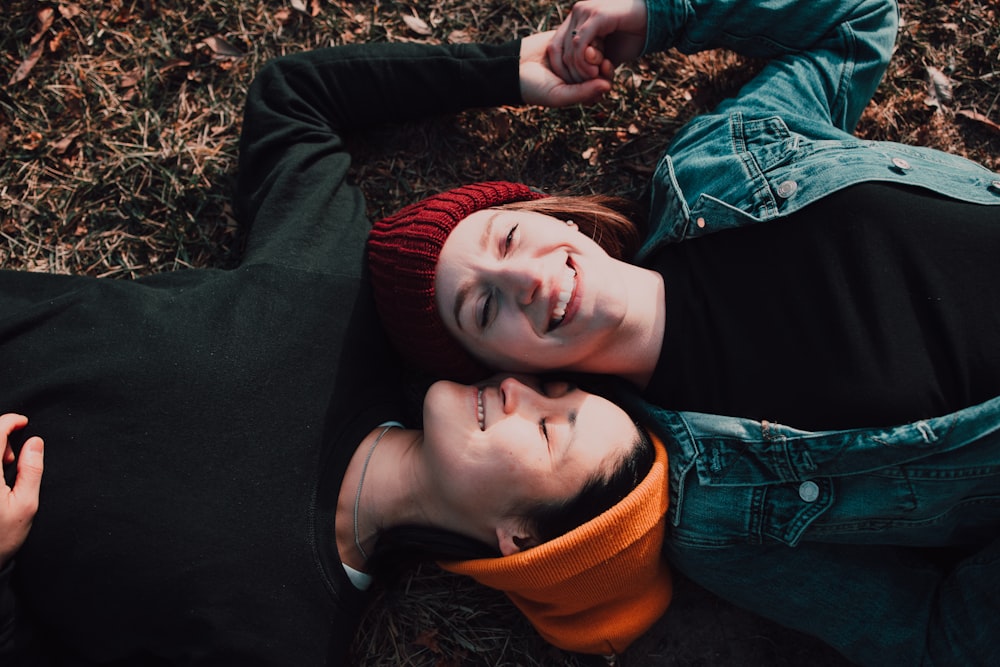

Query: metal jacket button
left=776, top=180, right=798, bottom=198
left=798, top=481, right=820, bottom=502
left=891, top=157, right=912, bottom=171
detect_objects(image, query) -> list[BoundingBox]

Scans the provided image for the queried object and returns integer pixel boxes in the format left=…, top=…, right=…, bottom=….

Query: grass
left=2, top=1, right=998, bottom=665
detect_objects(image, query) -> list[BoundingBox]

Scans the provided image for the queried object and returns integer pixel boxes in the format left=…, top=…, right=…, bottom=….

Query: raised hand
left=1, top=414, right=44, bottom=567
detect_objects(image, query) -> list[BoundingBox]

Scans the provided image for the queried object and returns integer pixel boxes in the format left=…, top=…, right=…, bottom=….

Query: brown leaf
left=22, top=131, right=43, bottom=151
left=956, top=109, right=1000, bottom=135
left=9, top=41, right=45, bottom=85
left=49, top=28, right=71, bottom=52
left=413, top=628, right=441, bottom=653
left=58, top=3, right=82, bottom=19
left=924, top=66, right=953, bottom=109
left=402, top=14, right=432, bottom=36
left=201, top=35, right=243, bottom=59
left=119, top=69, right=142, bottom=88
left=50, top=131, right=80, bottom=154
left=30, top=8, right=55, bottom=45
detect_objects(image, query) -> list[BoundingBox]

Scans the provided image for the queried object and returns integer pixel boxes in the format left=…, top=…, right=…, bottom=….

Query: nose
left=495, top=260, right=541, bottom=306
left=498, top=376, right=545, bottom=415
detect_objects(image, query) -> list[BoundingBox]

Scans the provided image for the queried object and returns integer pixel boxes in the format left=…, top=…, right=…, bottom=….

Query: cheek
left=480, top=319, right=547, bottom=370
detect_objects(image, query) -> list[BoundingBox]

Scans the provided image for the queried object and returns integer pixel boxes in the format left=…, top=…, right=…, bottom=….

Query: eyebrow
left=566, top=408, right=578, bottom=456
left=452, top=212, right=498, bottom=333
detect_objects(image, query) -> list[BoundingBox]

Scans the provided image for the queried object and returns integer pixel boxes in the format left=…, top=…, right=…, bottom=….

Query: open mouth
left=547, top=261, right=577, bottom=332
left=477, top=387, right=485, bottom=431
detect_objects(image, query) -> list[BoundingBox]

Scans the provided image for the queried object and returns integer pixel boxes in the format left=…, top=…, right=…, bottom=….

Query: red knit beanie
left=367, top=182, right=547, bottom=381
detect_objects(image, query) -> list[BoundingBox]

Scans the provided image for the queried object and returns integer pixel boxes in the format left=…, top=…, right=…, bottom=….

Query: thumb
left=547, top=78, right=613, bottom=107
left=14, top=436, right=45, bottom=500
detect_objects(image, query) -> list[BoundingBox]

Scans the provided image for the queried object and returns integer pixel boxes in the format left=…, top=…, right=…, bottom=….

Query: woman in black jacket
left=0, top=33, right=666, bottom=665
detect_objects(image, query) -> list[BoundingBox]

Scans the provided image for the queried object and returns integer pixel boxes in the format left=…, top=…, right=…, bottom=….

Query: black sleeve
left=233, top=40, right=522, bottom=270
left=0, top=560, right=58, bottom=665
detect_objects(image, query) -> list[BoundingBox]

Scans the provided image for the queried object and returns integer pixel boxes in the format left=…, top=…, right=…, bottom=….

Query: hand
left=548, top=0, right=649, bottom=83
left=1, top=414, right=44, bottom=568
left=519, top=31, right=613, bottom=107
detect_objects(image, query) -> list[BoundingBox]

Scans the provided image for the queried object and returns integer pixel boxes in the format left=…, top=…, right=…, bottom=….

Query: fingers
left=1, top=414, right=44, bottom=499
left=0, top=413, right=28, bottom=437
left=552, top=18, right=604, bottom=84
left=1, top=413, right=28, bottom=466
left=546, top=77, right=614, bottom=108
left=13, top=436, right=45, bottom=505
left=0, top=417, right=43, bottom=568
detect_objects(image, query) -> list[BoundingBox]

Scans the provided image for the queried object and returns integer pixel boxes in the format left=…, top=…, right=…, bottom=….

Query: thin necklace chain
left=353, top=424, right=397, bottom=561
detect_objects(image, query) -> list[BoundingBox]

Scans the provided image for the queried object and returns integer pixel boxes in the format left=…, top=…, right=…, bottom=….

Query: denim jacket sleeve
left=635, top=0, right=1000, bottom=260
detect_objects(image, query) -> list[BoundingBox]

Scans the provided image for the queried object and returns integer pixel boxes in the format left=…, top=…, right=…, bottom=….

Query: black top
left=645, top=183, right=1000, bottom=430
left=0, top=40, right=522, bottom=665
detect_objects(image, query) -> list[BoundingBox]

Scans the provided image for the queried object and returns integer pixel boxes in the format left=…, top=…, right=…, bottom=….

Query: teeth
left=551, top=266, right=577, bottom=324
left=477, top=387, right=485, bottom=431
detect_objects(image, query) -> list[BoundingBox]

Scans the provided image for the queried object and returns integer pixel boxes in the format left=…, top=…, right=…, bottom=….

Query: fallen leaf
left=51, top=131, right=80, bottom=154
left=9, top=41, right=45, bottom=85
left=201, top=35, right=243, bottom=59
left=58, top=3, right=82, bottom=19
left=402, top=14, right=432, bottom=36
left=49, top=28, right=71, bottom=52
left=119, top=69, right=142, bottom=88
left=289, top=0, right=308, bottom=13
left=956, top=109, right=1000, bottom=135
left=22, top=131, right=44, bottom=151
left=413, top=628, right=441, bottom=653
left=924, top=66, right=953, bottom=108
left=30, top=8, right=55, bottom=45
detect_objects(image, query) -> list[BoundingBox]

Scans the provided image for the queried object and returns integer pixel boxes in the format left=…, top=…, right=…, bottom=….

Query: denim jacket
left=625, top=1, right=1000, bottom=664
left=635, top=0, right=1000, bottom=261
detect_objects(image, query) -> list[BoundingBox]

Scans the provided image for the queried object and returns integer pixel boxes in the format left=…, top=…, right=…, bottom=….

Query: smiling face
left=434, top=208, right=632, bottom=373
left=420, top=376, right=640, bottom=524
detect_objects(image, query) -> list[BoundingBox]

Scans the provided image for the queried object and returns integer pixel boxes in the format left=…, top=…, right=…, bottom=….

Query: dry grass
left=2, top=1, right=998, bottom=665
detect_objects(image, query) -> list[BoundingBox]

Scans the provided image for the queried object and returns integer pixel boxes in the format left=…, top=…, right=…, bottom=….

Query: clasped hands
left=519, top=0, right=648, bottom=107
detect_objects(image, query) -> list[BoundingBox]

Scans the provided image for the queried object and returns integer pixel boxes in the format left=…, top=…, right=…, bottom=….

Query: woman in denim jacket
left=367, top=0, right=1000, bottom=663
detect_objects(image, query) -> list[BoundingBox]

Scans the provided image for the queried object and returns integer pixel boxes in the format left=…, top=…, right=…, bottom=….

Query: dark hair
left=499, top=194, right=645, bottom=261
left=519, top=425, right=655, bottom=544
left=366, top=424, right=655, bottom=579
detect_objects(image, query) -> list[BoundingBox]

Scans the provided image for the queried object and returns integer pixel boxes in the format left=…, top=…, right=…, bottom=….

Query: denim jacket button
left=776, top=180, right=798, bottom=198
left=798, top=480, right=820, bottom=502
left=696, top=216, right=706, bottom=228
left=891, top=157, right=912, bottom=171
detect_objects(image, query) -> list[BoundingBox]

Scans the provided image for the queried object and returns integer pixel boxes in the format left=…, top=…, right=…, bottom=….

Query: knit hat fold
left=367, top=182, right=547, bottom=381
left=441, top=433, right=671, bottom=656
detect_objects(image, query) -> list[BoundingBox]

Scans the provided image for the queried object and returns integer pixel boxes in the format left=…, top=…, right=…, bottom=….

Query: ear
left=496, top=519, right=539, bottom=556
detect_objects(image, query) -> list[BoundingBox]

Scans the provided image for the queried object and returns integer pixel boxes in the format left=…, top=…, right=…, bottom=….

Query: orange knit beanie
left=440, top=432, right=671, bottom=656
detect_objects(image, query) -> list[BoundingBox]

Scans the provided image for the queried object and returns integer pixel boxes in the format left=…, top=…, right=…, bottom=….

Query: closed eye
left=479, top=292, right=493, bottom=329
